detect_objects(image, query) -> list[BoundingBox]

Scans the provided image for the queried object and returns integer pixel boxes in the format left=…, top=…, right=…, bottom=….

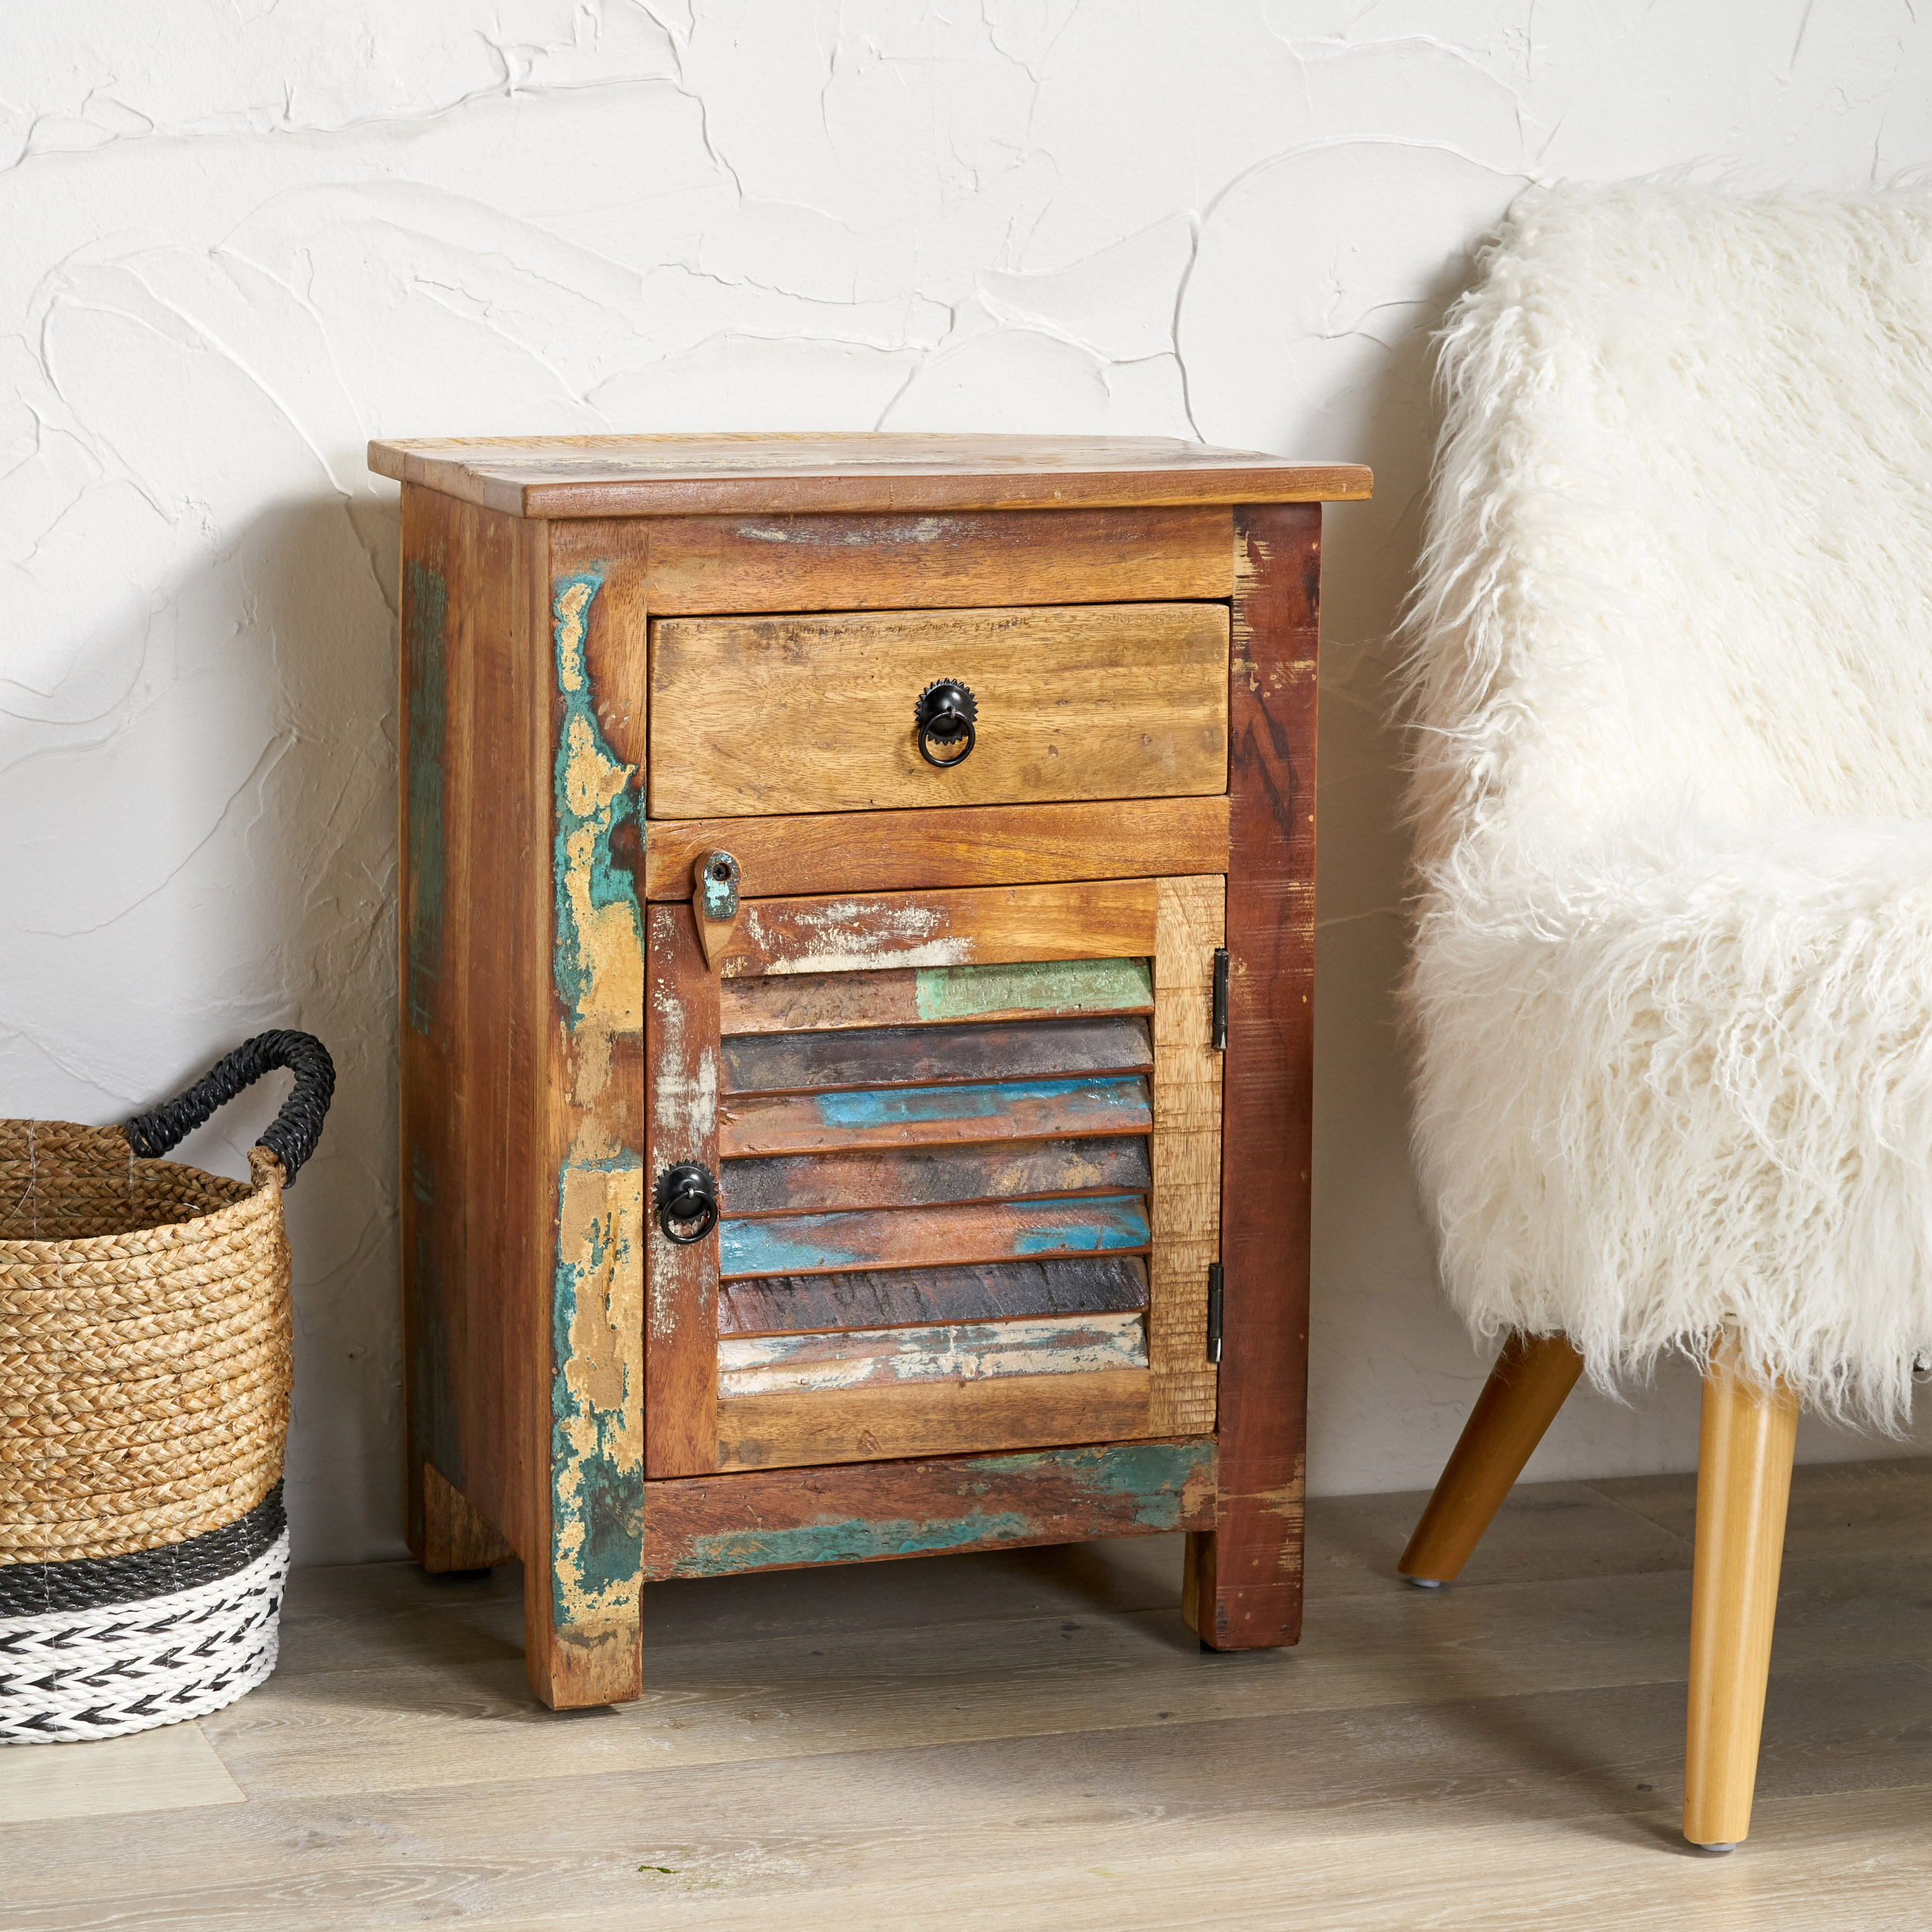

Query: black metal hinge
left=1211, top=947, right=1230, bottom=1050
left=1206, top=1262, right=1224, bottom=1365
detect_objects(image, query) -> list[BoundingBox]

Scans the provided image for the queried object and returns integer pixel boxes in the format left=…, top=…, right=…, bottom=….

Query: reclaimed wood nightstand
left=371, top=434, right=1372, bottom=1709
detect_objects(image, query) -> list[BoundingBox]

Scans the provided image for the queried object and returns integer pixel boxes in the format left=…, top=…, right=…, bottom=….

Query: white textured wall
left=7, top=4, right=1931, bottom=1564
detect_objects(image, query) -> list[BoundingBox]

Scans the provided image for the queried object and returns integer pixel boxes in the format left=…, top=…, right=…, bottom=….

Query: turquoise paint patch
left=984, top=1440, right=1215, bottom=1526
left=404, top=561, right=448, bottom=1036
left=675, top=1510, right=1036, bottom=1577
left=1011, top=1199, right=1148, bottom=1255
left=550, top=1151, right=645, bottom=1624
left=720, top=1196, right=1149, bottom=1275
left=406, top=1143, right=461, bottom=1512
left=699, top=862, right=738, bottom=920
left=811, top=1075, right=1147, bottom=1130
left=913, top=956, right=1153, bottom=1022
left=662, top=1441, right=1216, bottom=1577
left=551, top=570, right=641, bottom=1025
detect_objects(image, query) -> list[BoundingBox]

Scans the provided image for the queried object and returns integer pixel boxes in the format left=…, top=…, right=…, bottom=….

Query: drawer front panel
left=646, top=603, right=1230, bottom=818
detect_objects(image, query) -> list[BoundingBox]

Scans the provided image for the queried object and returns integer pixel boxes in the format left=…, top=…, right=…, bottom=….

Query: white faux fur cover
left=1403, top=182, right=1932, bottom=1427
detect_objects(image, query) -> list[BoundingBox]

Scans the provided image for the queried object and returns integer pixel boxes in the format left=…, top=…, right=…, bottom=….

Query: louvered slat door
left=643, top=877, right=1224, bottom=1477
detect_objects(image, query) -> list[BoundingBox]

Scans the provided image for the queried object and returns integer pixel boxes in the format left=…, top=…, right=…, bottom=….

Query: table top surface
left=366, top=433, right=1372, bottom=519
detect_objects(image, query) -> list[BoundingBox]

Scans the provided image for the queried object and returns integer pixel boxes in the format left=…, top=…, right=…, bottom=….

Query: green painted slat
left=913, top=955, right=1153, bottom=1022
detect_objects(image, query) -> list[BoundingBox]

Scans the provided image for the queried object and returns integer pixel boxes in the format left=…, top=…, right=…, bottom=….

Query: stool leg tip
left=1403, top=1574, right=1444, bottom=1589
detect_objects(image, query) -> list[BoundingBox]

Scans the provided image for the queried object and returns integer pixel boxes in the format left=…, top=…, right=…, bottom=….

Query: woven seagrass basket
left=0, top=1032, right=333, bottom=1743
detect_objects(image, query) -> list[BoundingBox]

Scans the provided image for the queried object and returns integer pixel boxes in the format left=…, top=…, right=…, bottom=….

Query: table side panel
left=1184, top=501, right=1321, bottom=1651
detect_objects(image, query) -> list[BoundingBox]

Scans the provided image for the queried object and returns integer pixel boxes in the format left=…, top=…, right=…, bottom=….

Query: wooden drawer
left=645, top=602, right=1230, bottom=818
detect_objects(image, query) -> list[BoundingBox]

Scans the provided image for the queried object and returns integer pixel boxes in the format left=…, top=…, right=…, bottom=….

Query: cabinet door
left=644, top=876, right=1223, bottom=1476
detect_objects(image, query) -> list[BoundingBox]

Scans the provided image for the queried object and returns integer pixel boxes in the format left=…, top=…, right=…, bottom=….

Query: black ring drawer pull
left=914, top=679, right=977, bottom=767
left=655, top=1163, right=719, bottom=1244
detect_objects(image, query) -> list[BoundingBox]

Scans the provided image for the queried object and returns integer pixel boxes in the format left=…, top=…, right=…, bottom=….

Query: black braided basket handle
left=124, top=1031, right=335, bottom=1188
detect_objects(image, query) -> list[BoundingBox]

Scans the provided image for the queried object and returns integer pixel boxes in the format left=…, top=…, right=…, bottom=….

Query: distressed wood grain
left=647, top=603, right=1229, bottom=818
left=717, top=1193, right=1151, bottom=1280
left=723, top=1014, right=1152, bottom=1096
left=717, top=1311, right=1149, bottom=1397
left=719, top=956, right=1153, bottom=1036
left=717, top=1367, right=1159, bottom=1471
left=1149, top=876, right=1226, bottom=1435
left=398, top=488, right=556, bottom=1668
left=644, top=901, right=721, bottom=1482
left=421, top=1464, right=515, bottom=1573
left=638, top=505, right=1234, bottom=612
left=719, top=879, right=1158, bottom=979
left=643, top=798, right=1229, bottom=902
left=398, top=482, right=473, bottom=1563
left=368, top=430, right=1372, bottom=519
left=1184, top=502, right=1321, bottom=1655
left=722, top=1135, right=1151, bottom=1218
left=533, top=530, right=649, bottom=1709
left=717, top=1256, right=1148, bottom=1337
left=641, top=1437, right=1216, bottom=1580
left=718, top=1073, right=1152, bottom=1158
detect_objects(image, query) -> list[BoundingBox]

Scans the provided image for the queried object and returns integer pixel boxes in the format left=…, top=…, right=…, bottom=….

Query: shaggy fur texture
left=1402, top=183, right=1932, bottom=1427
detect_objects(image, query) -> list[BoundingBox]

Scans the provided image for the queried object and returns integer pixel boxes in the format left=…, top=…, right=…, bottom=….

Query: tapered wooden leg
left=1683, top=1337, right=1798, bottom=1849
left=1398, top=1332, right=1585, bottom=1583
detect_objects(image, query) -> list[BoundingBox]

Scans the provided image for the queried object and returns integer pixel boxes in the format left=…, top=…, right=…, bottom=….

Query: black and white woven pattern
left=1, top=1488, right=290, bottom=1743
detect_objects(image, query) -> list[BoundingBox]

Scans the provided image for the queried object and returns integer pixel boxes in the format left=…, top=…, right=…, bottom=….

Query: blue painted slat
left=811, top=1075, right=1148, bottom=1130
left=719, top=1192, right=1152, bottom=1280
left=719, top=1072, right=1154, bottom=1156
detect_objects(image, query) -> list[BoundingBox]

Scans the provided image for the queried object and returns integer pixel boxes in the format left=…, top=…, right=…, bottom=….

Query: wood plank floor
left=4, top=1458, right=1930, bottom=1929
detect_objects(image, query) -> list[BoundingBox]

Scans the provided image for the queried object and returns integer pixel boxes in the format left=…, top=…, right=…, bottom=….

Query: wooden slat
left=643, top=902, right=721, bottom=1479
left=719, top=1074, right=1151, bottom=1158
left=1184, top=502, right=1321, bottom=1655
left=718, top=1193, right=1151, bottom=1281
left=718, top=1312, right=1148, bottom=1397
left=722, top=1135, right=1151, bottom=1217
left=716, top=1368, right=1158, bottom=1471
left=641, top=1437, right=1216, bottom=1579
left=639, top=506, right=1233, bottom=612
left=719, top=956, right=1153, bottom=1036
left=717, top=1256, right=1148, bottom=1336
left=642, top=797, right=1230, bottom=902
left=721, top=879, right=1157, bottom=979
left=647, top=603, right=1229, bottom=818
left=368, top=431, right=1373, bottom=519
left=1148, top=875, right=1226, bottom=1435
left=723, top=1014, right=1152, bottom=1097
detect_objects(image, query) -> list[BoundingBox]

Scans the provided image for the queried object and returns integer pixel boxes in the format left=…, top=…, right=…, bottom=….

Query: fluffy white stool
left=1395, top=182, right=1932, bottom=1850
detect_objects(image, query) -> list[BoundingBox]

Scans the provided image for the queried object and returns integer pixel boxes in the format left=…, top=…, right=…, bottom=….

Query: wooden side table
left=371, top=434, right=1372, bottom=1708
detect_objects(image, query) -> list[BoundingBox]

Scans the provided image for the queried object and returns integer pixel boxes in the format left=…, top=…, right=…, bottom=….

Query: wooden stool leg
left=1398, top=1332, right=1585, bottom=1583
left=1683, top=1337, right=1798, bottom=1850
